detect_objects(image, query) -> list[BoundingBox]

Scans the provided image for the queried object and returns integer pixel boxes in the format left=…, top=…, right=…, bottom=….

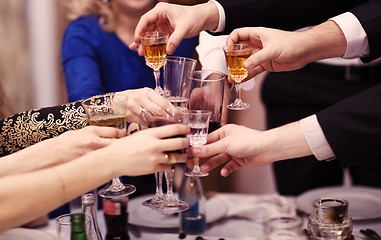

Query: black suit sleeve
left=316, top=83, right=381, bottom=168
left=351, top=0, right=381, bottom=61
left=217, top=0, right=365, bottom=34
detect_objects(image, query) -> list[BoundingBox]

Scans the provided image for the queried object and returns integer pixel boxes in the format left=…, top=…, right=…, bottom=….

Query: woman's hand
left=106, top=124, right=190, bottom=176
left=0, top=126, right=126, bottom=177
left=117, top=87, right=174, bottom=126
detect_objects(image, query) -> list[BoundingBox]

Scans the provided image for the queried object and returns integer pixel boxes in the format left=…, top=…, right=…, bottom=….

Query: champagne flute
left=144, top=108, right=189, bottom=214
left=182, top=110, right=211, bottom=177
left=81, top=93, right=136, bottom=198
left=223, top=44, right=253, bottom=110
left=140, top=31, right=168, bottom=96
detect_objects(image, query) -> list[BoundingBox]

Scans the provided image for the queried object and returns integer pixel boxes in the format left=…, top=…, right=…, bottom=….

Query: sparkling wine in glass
left=223, top=44, right=253, bottom=110
left=143, top=109, right=189, bottom=214
left=82, top=93, right=136, bottom=198
left=140, top=31, right=168, bottom=96
left=182, top=110, right=211, bottom=177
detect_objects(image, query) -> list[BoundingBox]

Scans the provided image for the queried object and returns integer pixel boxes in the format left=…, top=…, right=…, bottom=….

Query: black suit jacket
left=217, top=0, right=381, bottom=167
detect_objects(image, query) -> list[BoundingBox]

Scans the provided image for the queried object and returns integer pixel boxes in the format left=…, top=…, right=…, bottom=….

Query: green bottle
left=71, top=213, right=88, bottom=240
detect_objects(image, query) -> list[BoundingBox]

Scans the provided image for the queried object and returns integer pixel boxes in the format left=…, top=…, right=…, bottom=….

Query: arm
left=0, top=124, right=190, bottom=232
left=0, top=126, right=126, bottom=177
left=0, top=101, right=88, bottom=156
left=192, top=122, right=312, bottom=176
left=62, top=17, right=106, bottom=102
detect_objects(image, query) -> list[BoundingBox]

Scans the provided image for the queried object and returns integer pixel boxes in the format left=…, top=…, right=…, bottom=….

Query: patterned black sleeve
left=0, top=101, right=89, bottom=156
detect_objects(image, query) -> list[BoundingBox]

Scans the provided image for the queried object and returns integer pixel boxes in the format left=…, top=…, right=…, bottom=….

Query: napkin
left=212, top=193, right=296, bottom=222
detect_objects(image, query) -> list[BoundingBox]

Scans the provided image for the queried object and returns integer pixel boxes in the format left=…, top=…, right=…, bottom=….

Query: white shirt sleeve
left=300, top=115, right=336, bottom=161
left=330, top=12, right=370, bottom=59
left=208, top=0, right=226, bottom=32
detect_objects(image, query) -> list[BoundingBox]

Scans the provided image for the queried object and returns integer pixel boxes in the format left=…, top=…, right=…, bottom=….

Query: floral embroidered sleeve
left=0, top=101, right=89, bottom=156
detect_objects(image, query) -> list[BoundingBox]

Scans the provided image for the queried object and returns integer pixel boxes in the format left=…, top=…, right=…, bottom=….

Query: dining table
left=35, top=188, right=381, bottom=240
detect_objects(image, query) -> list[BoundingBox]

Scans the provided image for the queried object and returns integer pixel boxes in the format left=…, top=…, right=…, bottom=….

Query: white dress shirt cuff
left=208, top=0, right=226, bottom=32
left=330, top=12, right=370, bottom=59
left=300, top=115, right=336, bottom=161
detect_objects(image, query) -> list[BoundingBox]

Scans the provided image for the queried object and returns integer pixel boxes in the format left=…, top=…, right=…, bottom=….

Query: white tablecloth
left=39, top=193, right=381, bottom=240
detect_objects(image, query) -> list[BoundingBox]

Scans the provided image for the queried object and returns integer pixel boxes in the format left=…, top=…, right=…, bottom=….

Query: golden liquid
left=225, top=52, right=251, bottom=83
left=89, top=115, right=126, bottom=130
left=143, top=42, right=167, bottom=71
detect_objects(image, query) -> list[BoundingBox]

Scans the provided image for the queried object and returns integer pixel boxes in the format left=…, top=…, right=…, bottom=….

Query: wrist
left=303, top=20, right=347, bottom=62
left=261, top=122, right=313, bottom=163
left=200, top=1, right=220, bottom=32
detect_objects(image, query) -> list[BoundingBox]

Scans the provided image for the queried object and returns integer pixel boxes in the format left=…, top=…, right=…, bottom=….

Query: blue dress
left=62, top=16, right=198, bottom=102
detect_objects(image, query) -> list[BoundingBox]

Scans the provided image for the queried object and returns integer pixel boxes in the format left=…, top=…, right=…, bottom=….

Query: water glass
left=56, top=213, right=91, bottom=240
left=163, top=56, right=197, bottom=110
left=264, top=215, right=305, bottom=240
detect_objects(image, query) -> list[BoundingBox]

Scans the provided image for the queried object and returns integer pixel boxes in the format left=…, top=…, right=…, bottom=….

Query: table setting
left=1, top=31, right=381, bottom=240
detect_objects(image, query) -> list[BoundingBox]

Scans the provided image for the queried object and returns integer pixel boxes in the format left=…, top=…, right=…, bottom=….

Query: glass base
left=142, top=195, right=164, bottom=209
left=156, top=198, right=189, bottom=215
left=98, top=184, right=136, bottom=198
left=185, top=170, right=209, bottom=177
left=227, top=100, right=250, bottom=110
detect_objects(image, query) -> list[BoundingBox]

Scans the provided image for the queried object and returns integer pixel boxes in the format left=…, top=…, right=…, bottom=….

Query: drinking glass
left=163, top=56, right=197, bottom=109
left=223, top=44, right=253, bottom=110
left=182, top=110, right=211, bottom=177
left=144, top=108, right=189, bottom=214
left=189, top=70, right=227, bottom=133
left=56, top=214, right=91, bottom=240
left=264, top=215, right=305, bottom=240
left=81, top=93, right=136, bottom=198
left=140, top=31, right=168, bottom=96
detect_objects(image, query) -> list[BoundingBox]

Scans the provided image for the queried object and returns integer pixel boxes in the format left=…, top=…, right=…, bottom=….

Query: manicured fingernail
left=167, top=44, right=175, bottom=55
left=244, top=60, right=253, bottom=69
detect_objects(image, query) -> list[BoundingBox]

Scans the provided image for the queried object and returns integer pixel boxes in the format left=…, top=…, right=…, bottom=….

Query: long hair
left=63, top=0, right=115, bottom=32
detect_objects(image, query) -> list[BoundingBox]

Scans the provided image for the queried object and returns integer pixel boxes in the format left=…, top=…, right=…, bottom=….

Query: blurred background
left=0, top=0, right=276, bottom=194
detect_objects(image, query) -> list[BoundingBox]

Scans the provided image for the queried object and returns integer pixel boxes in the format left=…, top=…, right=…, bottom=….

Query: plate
left=160, top=234, right=257, bottom=240
left=0, top=228, right=56, bottom=240
left=128, top=194, right=228, bottom=228
left=296, top=185, right=381, bottom=220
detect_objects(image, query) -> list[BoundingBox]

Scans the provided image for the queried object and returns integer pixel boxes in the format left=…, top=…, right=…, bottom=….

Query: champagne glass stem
left=109, top=177, right=125, bottom=192
left=153, top=70, right=164, bottom=95
left=164, top=169, right=175, bottom=199
left=193, top=157, right=202, bottom=173
left=154, top=172, right=164, bottom=200
left=235, top=82, right=243, bottom=104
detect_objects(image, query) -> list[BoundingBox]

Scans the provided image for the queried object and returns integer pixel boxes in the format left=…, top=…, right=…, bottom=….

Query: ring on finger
left=139, top=107, right=146, bottom=119
left=164, top=153, right=177, bottom=164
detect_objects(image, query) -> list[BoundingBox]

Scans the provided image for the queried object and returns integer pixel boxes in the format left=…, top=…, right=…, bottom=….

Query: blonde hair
left=63, top=0, right=115, bottom=32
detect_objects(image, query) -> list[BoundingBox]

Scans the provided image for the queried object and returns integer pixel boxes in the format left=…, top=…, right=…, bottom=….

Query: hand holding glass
left=143, top=109, right=189, bottom=214
left=223, top=44, right=253, bottom=110
left=182, top=110, right=211, bottom=177
left=140, top=31, right=168, bottom=96
left=81, top=93, right=136, bottom=198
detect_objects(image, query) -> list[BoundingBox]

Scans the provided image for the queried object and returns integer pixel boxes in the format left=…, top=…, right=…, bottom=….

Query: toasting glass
left=189, top=70, right=227, bottom=133
left=223, top=44, right=253, bottom=110
left=163, top=56, right=197, bottom=109
left=144, top=109, right=189, bottom=214
left=81, top=93, right=136, bottom=198
left=140, top=31, right=168, bottom=96
left=182, top=110, right=211, bottom=177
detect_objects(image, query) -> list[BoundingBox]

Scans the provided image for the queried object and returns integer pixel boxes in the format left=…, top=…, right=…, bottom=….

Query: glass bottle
left=103, top=197, right=130, bottom=240
left=264, top=215, right=306, bottom=240
left=307, top=198, right=352, bottom=239
left=178, top=174, right=206, bottom=235
left=81, top=193, right=103, bottom=240
left=71, top=213, right=88, bottom=240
